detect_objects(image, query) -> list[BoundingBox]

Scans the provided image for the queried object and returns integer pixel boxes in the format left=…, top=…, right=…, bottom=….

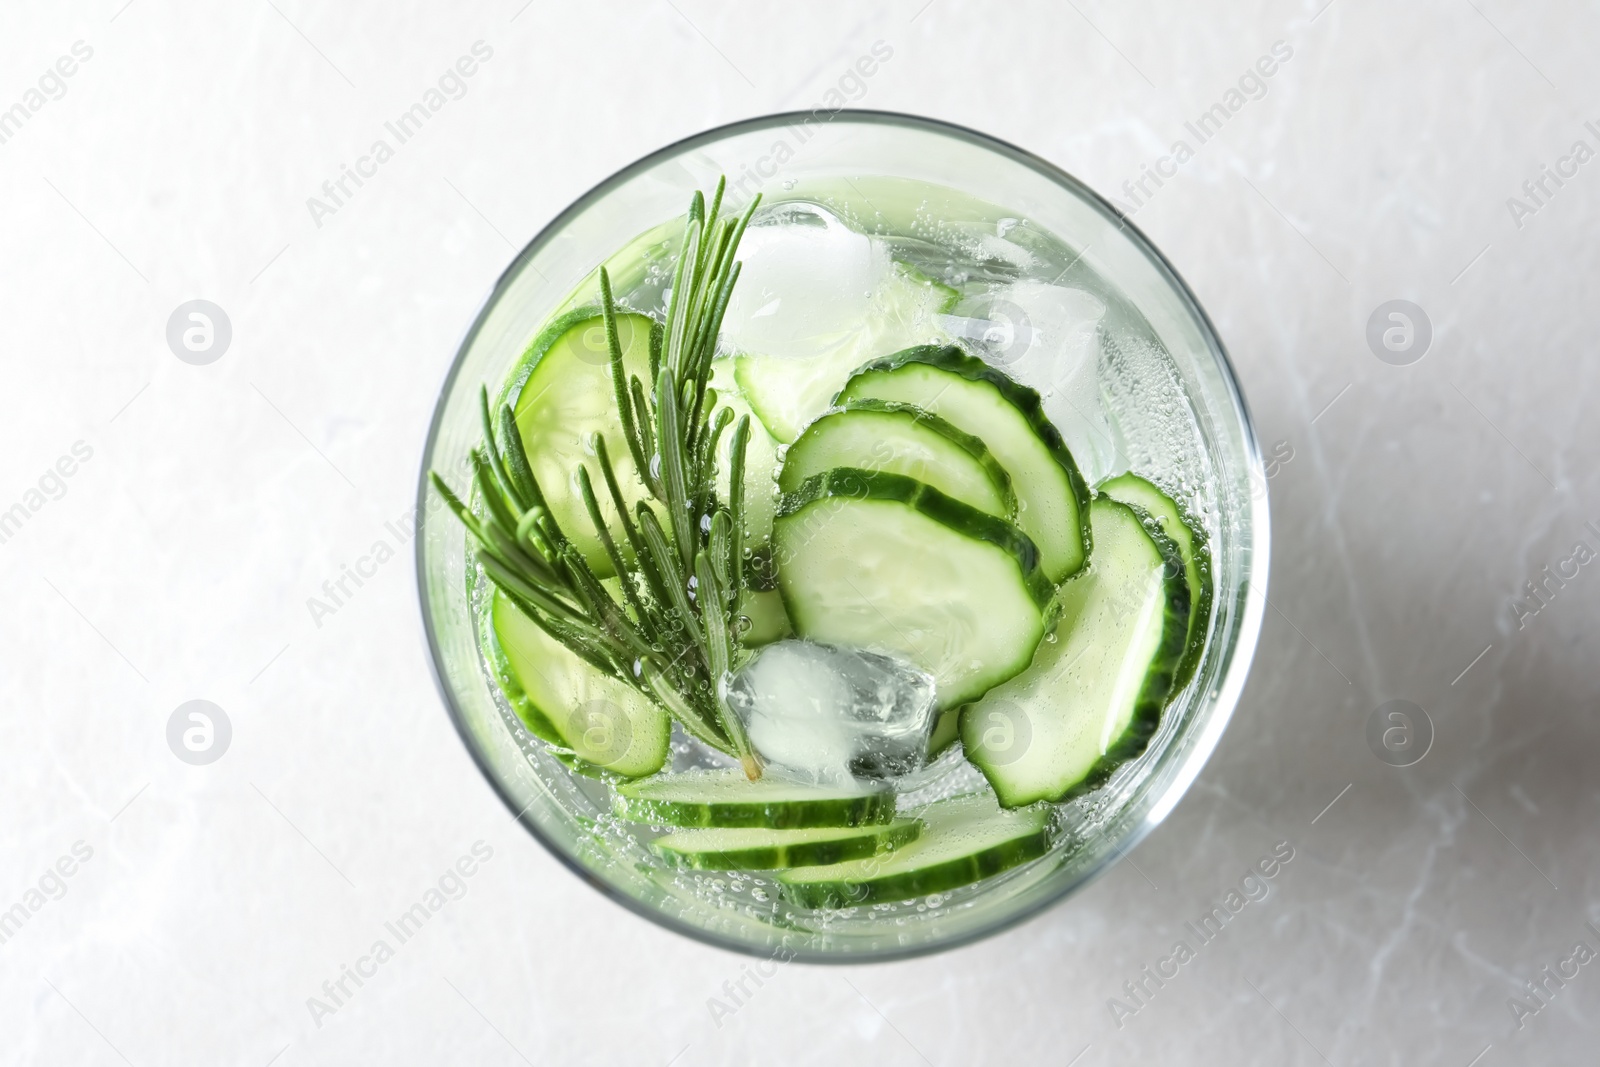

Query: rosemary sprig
left=432, top=180, right=765, bottom=779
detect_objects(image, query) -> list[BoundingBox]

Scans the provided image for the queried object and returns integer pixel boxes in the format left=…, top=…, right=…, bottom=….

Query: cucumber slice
left=711, top=357, right=780, bottom=550
left=961, top=497, right=1190, bottom=807
left=651, top=819, right=921, bottom=871
left=613, top=768, right=895, bottom=829
left=928, top=709, right=961, bottom=756
left=734, top=262, right=957, bottom=442
left=777, top=792, right=1052, bottom=907
left=1098, top=472, right=1212, bottom=693
left=733, top=347, right=858, bottom=446
left=838, top=345, right=1091, bottom=582
left=779, top=399, right=1016, bottom=519
left=773, top=468, right=1051, bottom=709
left=510, top=309, right=656, bottom=578
left=738, top=587, right=792, bottom=647
left=489, top=590, right=669, bottom=778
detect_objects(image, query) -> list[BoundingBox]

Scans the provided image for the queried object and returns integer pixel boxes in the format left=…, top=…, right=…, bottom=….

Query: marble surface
left=3, top=1, right=1597, bottom=1064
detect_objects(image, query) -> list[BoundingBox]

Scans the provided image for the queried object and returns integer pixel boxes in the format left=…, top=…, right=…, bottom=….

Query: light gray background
left=3, top=1, right=1596, bottom=1064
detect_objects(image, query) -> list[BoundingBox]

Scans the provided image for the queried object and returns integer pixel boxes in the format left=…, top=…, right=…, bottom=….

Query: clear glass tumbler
left=416, top=111, right=1268, bottom=961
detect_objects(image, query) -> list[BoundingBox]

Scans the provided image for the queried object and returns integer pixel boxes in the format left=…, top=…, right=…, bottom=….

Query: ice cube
left=724, top=640, right=938, bottom=786
left=720, top=202, right=891, bottom=361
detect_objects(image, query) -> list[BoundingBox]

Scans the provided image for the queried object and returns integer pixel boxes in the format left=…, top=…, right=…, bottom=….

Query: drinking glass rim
left=415, top=108, right=1270, bottom=963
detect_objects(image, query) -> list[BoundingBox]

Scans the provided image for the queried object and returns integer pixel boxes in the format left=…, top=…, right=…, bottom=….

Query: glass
left=415, top=111, right=1269, bottom=961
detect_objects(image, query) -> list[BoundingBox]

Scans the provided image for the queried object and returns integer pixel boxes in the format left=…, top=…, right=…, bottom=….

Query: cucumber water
left=446, top=174, right=1217, bottom=925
